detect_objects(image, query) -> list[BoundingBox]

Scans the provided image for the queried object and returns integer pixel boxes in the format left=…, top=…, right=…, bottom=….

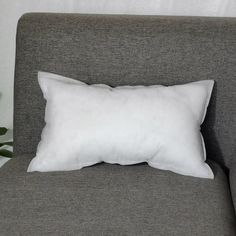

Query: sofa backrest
left=14, top=13, right=236, bottom=170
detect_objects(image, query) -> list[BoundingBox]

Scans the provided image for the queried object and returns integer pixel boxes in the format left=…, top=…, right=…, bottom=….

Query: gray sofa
left=1, top=13, right=236, bottom=235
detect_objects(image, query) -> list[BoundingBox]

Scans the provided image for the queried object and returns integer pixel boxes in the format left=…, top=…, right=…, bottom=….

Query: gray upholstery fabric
left=230, top=163, right=236, bottom=212
left=11, top=13, right=236, bottom=233
left=1, top=156, right=236, bottom=236
left=14, top=14, right=236, bottom=171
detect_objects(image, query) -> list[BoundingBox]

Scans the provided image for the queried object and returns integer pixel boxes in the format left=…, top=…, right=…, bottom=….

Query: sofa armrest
left=229, top=162, right=236, bottom=213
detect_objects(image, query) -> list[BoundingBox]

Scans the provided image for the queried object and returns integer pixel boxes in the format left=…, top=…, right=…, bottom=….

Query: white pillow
left=27, top=72, right=214, bottom=179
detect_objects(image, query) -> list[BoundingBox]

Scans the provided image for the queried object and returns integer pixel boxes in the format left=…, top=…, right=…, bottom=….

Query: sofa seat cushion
left=0, top=155, right=236, bottom=236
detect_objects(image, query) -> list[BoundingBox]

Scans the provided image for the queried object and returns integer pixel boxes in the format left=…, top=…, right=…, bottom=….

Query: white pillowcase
left=28, top=72, right=214, bottom=179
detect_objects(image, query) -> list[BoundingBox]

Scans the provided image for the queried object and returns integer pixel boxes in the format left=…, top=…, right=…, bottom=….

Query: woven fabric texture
left=11, top=14, right=236, bottom=233
left=0, top=155, right=236, bottom=235
left=14, top=14, right=236, bottom=170
left=230, top=163, right=236, bottom=212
